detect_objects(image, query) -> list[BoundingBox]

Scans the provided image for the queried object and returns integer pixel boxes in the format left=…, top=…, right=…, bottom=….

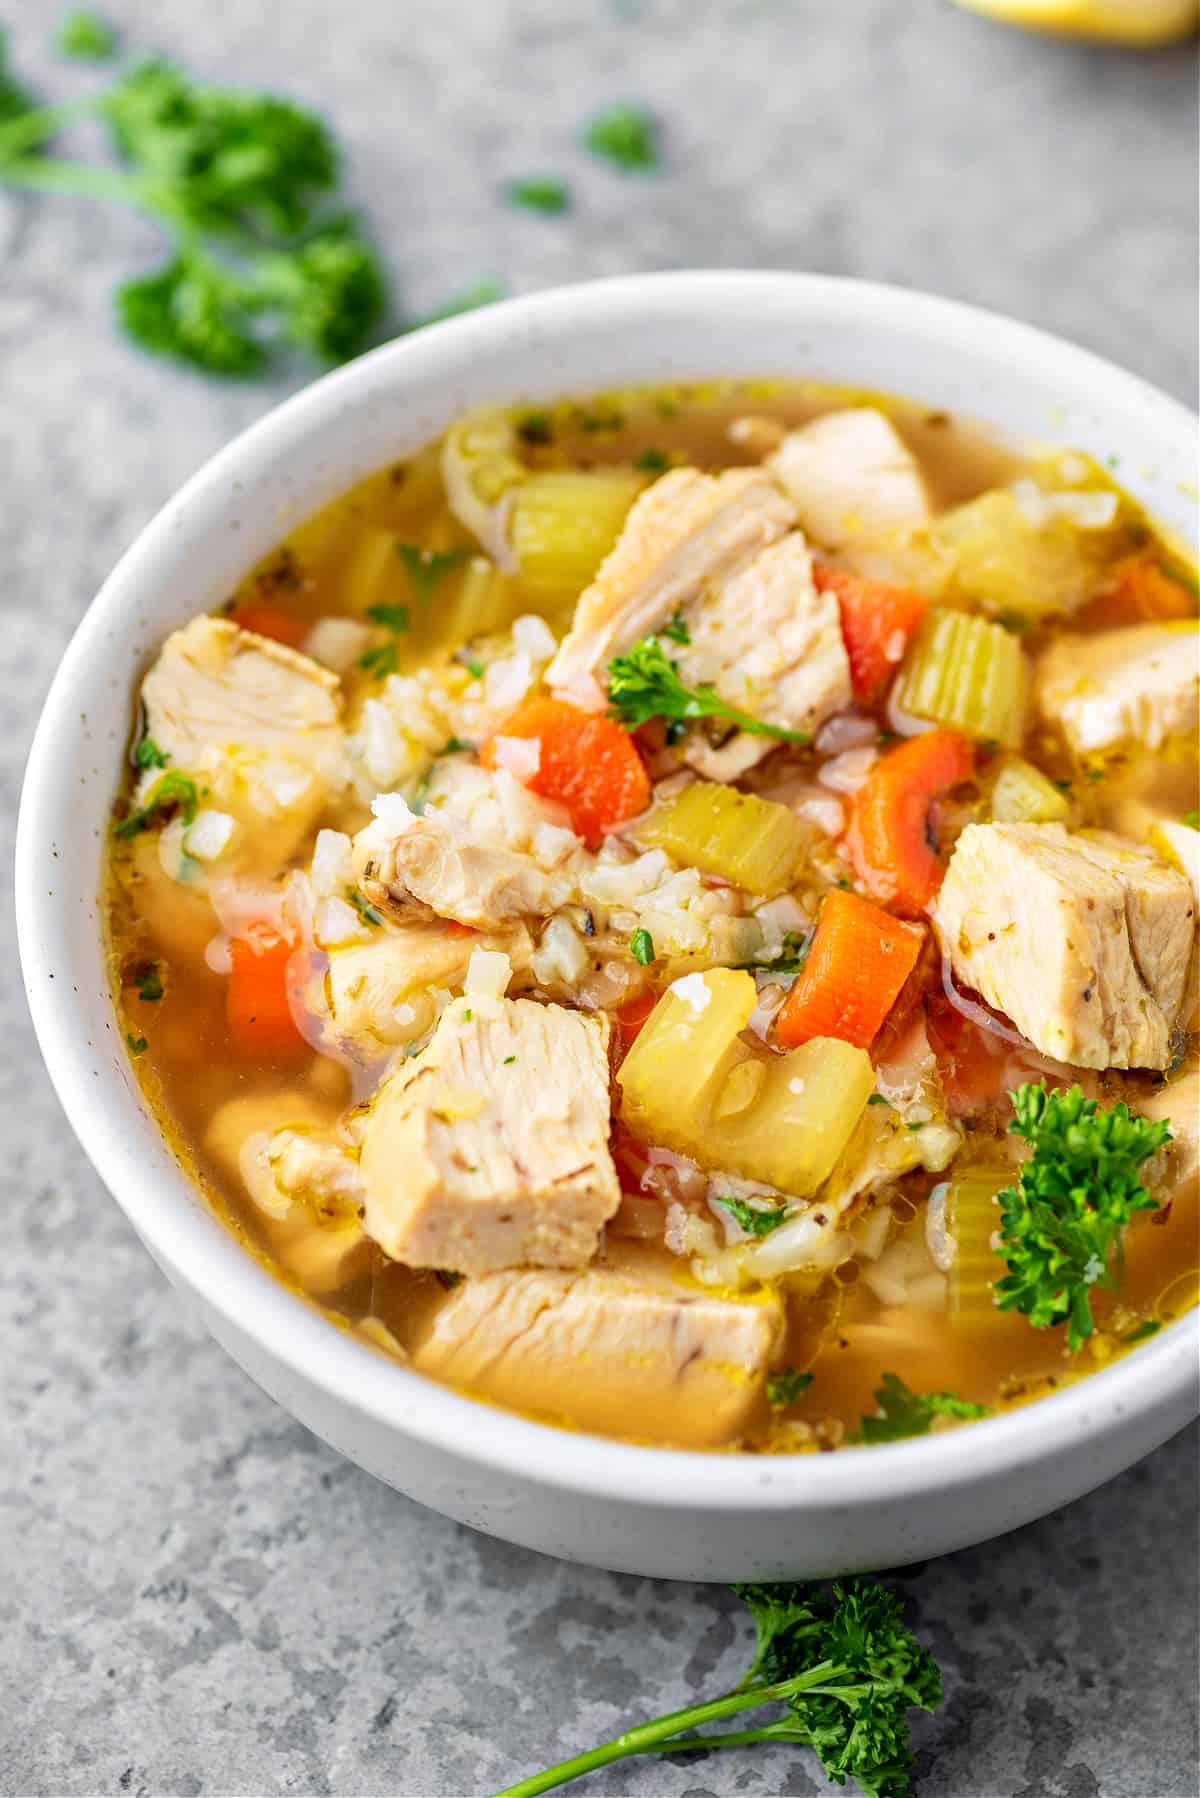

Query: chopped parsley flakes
left=583, top=102, right=659, bottom=172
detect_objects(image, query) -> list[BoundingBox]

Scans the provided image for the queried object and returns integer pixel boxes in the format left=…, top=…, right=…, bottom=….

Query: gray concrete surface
left=2, top=1, right=1197, bottom=1794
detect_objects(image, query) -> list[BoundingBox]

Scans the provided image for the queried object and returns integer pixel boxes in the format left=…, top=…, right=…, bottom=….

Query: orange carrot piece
left=227, top=926, right=307, bottom=1057
left=845, top=728, right=974, bottom=916
left=775, top=889, right=925, bottom=1050
left=231, top=605, right=308, bottom=648
left=1077, top=555, right=1197, bottom=630
left=483, top=696, right=651, bottom=848
left=814, top=564, right=928, bottom=705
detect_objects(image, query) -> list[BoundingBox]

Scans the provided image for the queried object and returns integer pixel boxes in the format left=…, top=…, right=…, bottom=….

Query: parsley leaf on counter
left=994, top=1082, right=1169, bottom=1352
left=507, top=175, right=570, bottom=214
left=607, top=635, right=809, bottom=745
left=491, top=1576, right=941, bottom=1798
left=851, top=1372, right=988, bottom=1444
left=713, top=1195, right=792, bottom=1238
left=582, top=102, right=659, bottom=171
left=55, top=10, right=117, bottom=61
left=0, top=50, right=385, bottom=374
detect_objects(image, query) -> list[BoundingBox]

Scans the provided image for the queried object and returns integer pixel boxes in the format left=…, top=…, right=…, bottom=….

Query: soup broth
left=107, top=378, right=1199, bottom=1452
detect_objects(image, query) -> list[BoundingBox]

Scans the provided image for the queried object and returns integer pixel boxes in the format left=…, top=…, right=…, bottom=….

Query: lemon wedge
left=952, top=0, right=1198, bottom=44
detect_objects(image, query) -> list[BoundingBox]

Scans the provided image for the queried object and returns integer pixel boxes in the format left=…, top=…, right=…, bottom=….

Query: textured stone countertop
left=2, top=2, right=1197, bottom=1794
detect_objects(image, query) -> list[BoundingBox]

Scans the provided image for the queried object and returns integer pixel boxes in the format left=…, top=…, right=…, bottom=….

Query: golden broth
left=106, top=378, right=1199, bottom=1452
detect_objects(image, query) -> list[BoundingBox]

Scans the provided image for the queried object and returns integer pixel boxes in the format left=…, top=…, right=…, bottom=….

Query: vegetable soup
left=106, top=380, right=1200, bottom=1452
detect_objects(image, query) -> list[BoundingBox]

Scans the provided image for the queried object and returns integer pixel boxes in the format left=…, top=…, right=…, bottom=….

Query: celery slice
left=990, top=757, right=1071, bottom=824
left=510, top=469, right=645, bottom=604
left=946, top=1164, right=1007, bottom=1325
left=639, top=780, right=810, bottom=895
left=928, top=486, right=1119, bottom=620
left=617, top=968, right=874, bottom=1195
left=894, top=606, right=1026, bottom=748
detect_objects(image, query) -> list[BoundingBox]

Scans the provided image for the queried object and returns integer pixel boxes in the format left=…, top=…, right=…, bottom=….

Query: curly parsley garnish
left=607, top=635, right=809, bottom=745
left=994, top=1082, right=1169, bottom=1352
left=491, top=1577, right=941, bottom=1798
left=851, top=1373, right=988, bottom=1445
left=0, top=49, right=385, bottom=374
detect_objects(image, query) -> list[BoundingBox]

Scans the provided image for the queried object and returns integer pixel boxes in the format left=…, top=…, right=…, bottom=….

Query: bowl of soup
left=17, top=272, right=1199, bottom=1578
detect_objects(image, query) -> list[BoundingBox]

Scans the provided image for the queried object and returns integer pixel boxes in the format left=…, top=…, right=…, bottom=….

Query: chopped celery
left=435, top=556, right=524, bottom=647
left=894, top=606, right=1026, bottom=748
left=639, top=780, right=810, bottom=894
left=927, top=487, right=1120, bottom=620
left=510, top=469, right=645, bottom=604
left=946, top=1164, right=1007, bottom=1325
left=990, top=757, right=1071, bottom=824
left=617, top=968, right=874, bottom=1195
left=441, top=408, right=527, bottom=566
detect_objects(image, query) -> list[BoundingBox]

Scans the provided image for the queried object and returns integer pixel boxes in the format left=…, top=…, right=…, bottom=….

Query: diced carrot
left=230, top=605, right=308, bottom=648
left=1077, top=555, right=1197, bottom=630
left=814, top=563, right=928, bottom=705
left=227, top=925, right=308, bottom=1057
left=775, top=889, right=925, bottom=1051
left=482, top=696, right=651, bottom=848
left=844, top=728, right=974, bottom=916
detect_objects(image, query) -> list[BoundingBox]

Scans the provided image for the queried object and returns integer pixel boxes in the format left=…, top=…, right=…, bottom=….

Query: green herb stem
left=0, top=150, right=140, bottom=204
left=0, top=94, right=98, bottom=159
left=490, top=1665, right=840, bottom=1798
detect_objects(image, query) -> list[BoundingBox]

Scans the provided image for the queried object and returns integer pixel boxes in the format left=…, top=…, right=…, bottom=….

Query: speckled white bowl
left=17, top=273, right=1199, bottom=1579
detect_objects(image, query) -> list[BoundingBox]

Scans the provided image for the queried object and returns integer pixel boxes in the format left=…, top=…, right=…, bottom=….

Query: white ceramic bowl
left=17, top=272, right=1199, bottom=1580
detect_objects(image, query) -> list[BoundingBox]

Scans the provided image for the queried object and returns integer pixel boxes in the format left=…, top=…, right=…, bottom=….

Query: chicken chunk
left=358, top=996, right=619, bottom=1275
left=352, top=799, right=574, bottom=931
left=677, top=534, right=852, bottom=779
left=411, top=1248, right=784, bottom=1446
left=140, top=616, right=345, bottom=870
left=1036, top=623, right=1199, bottom=755
left=545, top=467, right=795, bottom=688
left=316, top=923, right=531, bottom=1055
left=767, top=408, right=932, bottom=549
left=204, top=1093, right=370, bottom=1295
left=932, top=823, right=1195, bottom=1070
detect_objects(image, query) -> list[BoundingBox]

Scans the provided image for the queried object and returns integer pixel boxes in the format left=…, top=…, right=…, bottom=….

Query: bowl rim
left=17, top=269, right=1199, bottom=1513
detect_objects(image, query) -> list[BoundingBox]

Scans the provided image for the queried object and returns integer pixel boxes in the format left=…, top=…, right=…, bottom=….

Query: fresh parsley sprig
left=606, top=635, right=809, bottom=746
left=994, top=1082, right=1169, bottom=1352
left=0, top=49, right=385, bottom=374
left=491, top=1577, right=941, bottom=1798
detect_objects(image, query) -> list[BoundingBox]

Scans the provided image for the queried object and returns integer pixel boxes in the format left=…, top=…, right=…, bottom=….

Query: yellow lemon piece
left=953, top=0, right=1199, bottom=45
